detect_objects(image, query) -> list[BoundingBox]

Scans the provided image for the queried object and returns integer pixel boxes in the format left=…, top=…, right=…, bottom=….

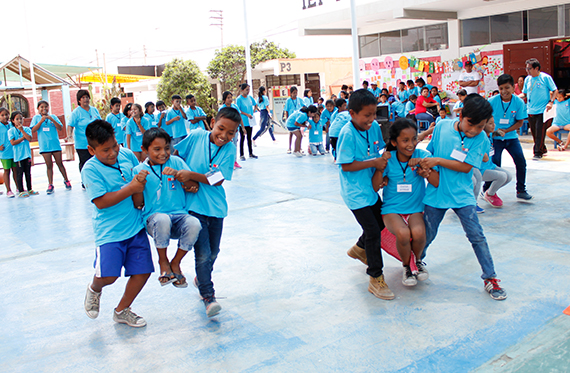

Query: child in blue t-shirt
left=405, top=95, right=417, bottom=117
left=435, top=107, right=447, bottom=124
left=321, top=99, right=337, bottom=153
left=337, top=89, right=393, bottom=300
left=172, top=107, right=239, bottom=317
left=68, top=89, right=102, bottom=174
left=236, top=83, right=259, bottom=160
left=328, top=98, right=349, bottom=156
left=134, top=128, right=202, bottom=288
left=165, top=95, right=188, bottom=145
left=31, top=100, right=71, bottom=194
left=120, top=103, right=133, bottom=146
left=286, top=106, right=318, bottom=157
left=397, top=82, right=409, bottom=102
left=220, top=91, right=245, bottom=170
left=82, top=119, right=153, bottom=327
left=452, top=89, right=467, bottom=115
left=186, top=94, right=210, bottom=131
left=381, top=118, right=439, bottom=286
left=307, top=111, right=326, bottom=155
left=546, top=88, right=570, bottom=151
left=155, top=100, right=167, bottom=129
left=284, top=86, right=303, bottom=154
left=106, top=98, right=125, bottom=146
left=8, top=111, right=36, bottom=197
left=143, top=102, right=157, bottom=127
left=0, top=107, right=16, bottom=197
left=419, top=94, right=507, bottom=300
left=126, top=104, right=154, bottom=162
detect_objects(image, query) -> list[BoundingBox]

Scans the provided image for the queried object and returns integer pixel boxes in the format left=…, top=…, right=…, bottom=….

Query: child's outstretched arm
left=341, top=151, right=391, bottom=172
left=163, top=167, right=223, bottom=187
left=373, top=173, right=388, bottom=192
left=420, top=157, right=472, bottom=173
left=92, top=170, right=149, bottom=209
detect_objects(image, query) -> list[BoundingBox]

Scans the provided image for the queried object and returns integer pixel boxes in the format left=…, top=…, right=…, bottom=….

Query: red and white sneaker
left=234, top=161, right=242, bottom=169
left=484, top=192, right=503, bottom=207
left=484, top=278, right=507, bottom=300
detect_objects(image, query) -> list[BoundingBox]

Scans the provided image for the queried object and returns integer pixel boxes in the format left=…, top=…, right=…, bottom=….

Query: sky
left=4, top=0, right=355, bottom=73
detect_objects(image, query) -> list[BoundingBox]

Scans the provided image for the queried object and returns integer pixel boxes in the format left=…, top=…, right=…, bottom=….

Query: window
left=380, top=30, right=401, bottom=55
left=0, top=94, right=30, bottom=118
left=491, top=12, right=522, bottom=43
left=461, top=17, right=490, bottom=47
left=359, top=34, right=380, bottom=58
left=425, top=23, right=448, bottom=51
left=402, top=27, right=424, bottom=53
left=266, top=75, right=300, bottom=87
left=529, top=6, right=559, bottom=39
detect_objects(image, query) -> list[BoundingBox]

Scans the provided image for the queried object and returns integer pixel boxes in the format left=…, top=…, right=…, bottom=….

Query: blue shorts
left=288, top=127, right=300, bottom=132
left=94, top=229, right=154, bottom=277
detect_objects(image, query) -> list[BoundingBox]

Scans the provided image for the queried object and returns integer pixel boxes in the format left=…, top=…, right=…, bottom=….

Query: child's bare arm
left=420, top=157, right=472, bottom=173
left=132, top=192, right=144, bottom=209
left=92, top=170, right=148, bottom=209
left=341, top=152, right=391, bottom=172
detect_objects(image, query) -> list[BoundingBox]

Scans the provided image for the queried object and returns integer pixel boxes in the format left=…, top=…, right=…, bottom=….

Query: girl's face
left=242, top=86, right=250, bottom=96
left=326, top=103, right=334, bottom=112
left=518, top=77, right=524, bottom=87
left=291, top=90, right=297, bottom=99
left=308, top=111, right=316, bottom=119
left=485, top=116, right=496, bottom=133
left=307, top=90, right=312, bottom=97
left=147, top=104, right=155, bottom=115
left=431, top=88, right=438, bottom=97
left=13, top=114, right=24, bottom=126
left=0, top=111, right=8, bottom=123
left=157, top=105, right=166, bottom=112
left=127, top=108, right=133, bottom=117
left=224, top=94, right=233, bottom=105
left=38, top=103, right=49, bottom=115
left=133, top=105, right=141, bottom=117
left=391, top=127, right=417, bottom=159
left=556, top=92, right=565, bottom=102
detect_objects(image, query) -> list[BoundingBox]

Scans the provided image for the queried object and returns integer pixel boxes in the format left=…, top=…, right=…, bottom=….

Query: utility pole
left=143, top=45, right=147, bottom=65
left=210, top=10, right=224, bottom=50
left=242, top=1, right=252, bottom=92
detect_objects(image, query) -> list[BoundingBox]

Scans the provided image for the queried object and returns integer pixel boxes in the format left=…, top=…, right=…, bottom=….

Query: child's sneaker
left=28, top=190, right=39, bottom=196
left=415, top=261, right=429, bottom=281
left=47, top=185, right=55, bottom=194
left=368, top=275, right=395, bottom=300
left=84, top=285, right=101, bottom=319
left=516, top=191, right=533, bottom=201
left=239, top=156, right=246, bottom=161
left=203, top=297, right=222, bottom=317
left=113, top=307, right=147, bottom=327
left=293, top=151, right=303, bottom=158
left=234, top=161, right=242, bottom=169
left=484, top=278, right=507, bottom=300
left=402, top=266, right=417, bottom=287
left=476, top=204, right=485, bottom=213
left=6, top=191, right=15, bottom=198
left=347, top=244, right=367, bottom=265
left=287, top=149, right=292, bottom=154
left=64, top=180, right=72, bottom=190
left=18, top=191, right=29, bottom=198
left=484, top=191, right=503, bottom=207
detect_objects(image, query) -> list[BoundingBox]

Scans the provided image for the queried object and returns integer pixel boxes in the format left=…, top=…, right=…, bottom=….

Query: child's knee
left=395, top=228, right=411, bottom=243
left=410, top=224, right=425, bottom=240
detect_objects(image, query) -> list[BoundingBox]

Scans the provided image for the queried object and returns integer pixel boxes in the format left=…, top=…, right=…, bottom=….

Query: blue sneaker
left=476, top=205, right=485, bottom=214
left=484, top=278, right=507, bottom=300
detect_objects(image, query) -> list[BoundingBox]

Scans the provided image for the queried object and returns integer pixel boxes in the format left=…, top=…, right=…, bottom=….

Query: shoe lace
left=486, top=278, right=502, bottom=290
left=416, top=261, right=427, bottom=271
left=89, top=291, right=100, bottom=309
left=122, top=307, right=141, bottom=322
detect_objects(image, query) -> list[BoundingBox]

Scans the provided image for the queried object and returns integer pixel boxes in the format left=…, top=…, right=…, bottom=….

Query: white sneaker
left=293, top=151, right=303, bottom=157
left=84, top=285, right=101, bottom=319
left=113, top=307, right=147, bottom=327
left=402, top=266, right=417, bottom=287
left=415, top=261, right=429, bottom=281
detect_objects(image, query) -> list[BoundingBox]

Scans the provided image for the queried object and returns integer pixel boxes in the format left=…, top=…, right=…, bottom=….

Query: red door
left=503, top=41, right=551, bottom=81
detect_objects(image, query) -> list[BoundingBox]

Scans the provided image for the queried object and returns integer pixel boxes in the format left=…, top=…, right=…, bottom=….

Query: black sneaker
left=484, top=278, right=507, bottom=300
left=249, top=154, right=258, bottom=159
left=239, top=156, right=246, bottom=161
left=517, top=191, right=533, bottom=201
left=402, top=265, right=417, bottom=287
left=203, top=297, right=221, bottom=317
left=532, top=155, right=542, bottom=161
left=415, top=261, right=429, bottom=281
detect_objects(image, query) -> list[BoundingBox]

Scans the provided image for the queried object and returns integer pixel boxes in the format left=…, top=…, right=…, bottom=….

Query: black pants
left=528, top=114, right=550, bottom=157
left=351, top=196, right=385, bottom=278
left=77, top=148, right=93, bottom=172
left=15, top=158, right=32, bottom=192
left=240, top=127, right=253, bottom=157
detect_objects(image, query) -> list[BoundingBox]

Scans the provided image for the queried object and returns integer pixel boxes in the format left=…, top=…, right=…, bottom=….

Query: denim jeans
left=145, top=213, right=201, bottom=251
left=189, top=211, right=224, bottom=299
left=484, top=138, right=527, bottom=193
left=253, top=109, right=275, bottom=141
left=351, top=196, right=385, bottom=278
left=309, top=143, right=325, bottom=155
left=422, top=205, right=496, bottom=279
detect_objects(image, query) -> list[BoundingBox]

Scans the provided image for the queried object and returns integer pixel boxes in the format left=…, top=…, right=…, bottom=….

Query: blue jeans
left=253, top=109, right=275, bottom=141
left=189, top=211, right=224, bottom=299
left=422, top=205, right=496, bottom=280
left=145, top=213, right=201, bottom=251
left=415, top=112, right=435, bottom=124
left=309, top=143, right=325, bottom=155
left=485, top=138, right=527, bottom=193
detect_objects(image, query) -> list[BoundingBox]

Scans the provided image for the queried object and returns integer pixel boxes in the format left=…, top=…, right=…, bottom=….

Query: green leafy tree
left=207, top=39, right=296, bottom=93
left=157, top=58, right=215, bottom=116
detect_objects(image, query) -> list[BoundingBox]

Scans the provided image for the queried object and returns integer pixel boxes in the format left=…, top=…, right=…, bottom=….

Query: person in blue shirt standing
left=31, top=100, right=71, bottom=194
left=253, top=86, right=275, bottom=143
left=0, top=107, right=17, bottom=197
left=106, top=98, right=125, bottom=146
left=172, top=107, right=239, bottom=317
left=396, top=81, right=409, bottom=103
left=219, top=91, right=245, bottom=170
left=68, top=89, right=102, bottom=176
left=165, top=95, right=188, bottom=146
left=236, top=83, right=258, bottom=161
left=120, top=103, right=133, bottom=146
left=8, top=111, right=37, bottom=197
left=320, top=99, right=337, bottom=153
left=126, top=104, right=154, bottom=162
left=143, top=102, right=157, bottom=128
left=418, top=94, right=507, bottom=300
left=82, top=119, right=153, bottom=328
left=302, top=89, right=314, bottom=107
left=520, top=58, right=558, bottom=160
left=283, top=86, right=303, bottom=154
left=185, top=94, right=210, bottom=131
left=155, top=101, right=167, bottom=129
left=328, top=98, right=350, bottom=158
left=337, top=89, right=394, bottom=300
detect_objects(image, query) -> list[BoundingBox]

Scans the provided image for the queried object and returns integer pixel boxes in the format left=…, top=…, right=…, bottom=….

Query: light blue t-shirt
left=397, top=90, right=409, bottom=102
left=433, top=95, right=442, bottom=106
left=488, top=94, right=527, bottom=140
left=453, top=101, right=464, bottom=112
left=144, top=113, right=157, bottom=127
left=523, top=72, right=557, bottom=115
left=479, top=135, right=496, bottom=173
left=423, top=119, right=487, bottom=209
left=286, top=111, right=308, bottom=130
left=166, top=108, right=187, bottom=138
left=257, top=96, right=270, bottom=111
left=553, top=99, right=570, bottom=127
left=31, top=114, right=62, bottom=153
left=133, top=155, right=191, bottom=219
left=219, top=103, right=240, bottom=112
left=382, top=149, right=431, bottom=215
left=0, top=122, right=14, bottom=159
left=337, top=121, right=386, bottom=210
left=308, top=118, right=324, bottom=143
left=69, top=106, right=101, bottom=150
left=126, top=116, right=154, bottom=153
left=8, top=127, right=32, bottom=162
left=302, top=97, right=313, bottom=107
left=186, top=106, right=207, bottom=131
left=284, top=97, right=302, bottom=116
left=320, top=108, right=337, bottom=124
left=106, top=112, right=125, bottom=144
left=329, top=111, right=352, bottom=137
left=155, top=111, right=167, bottom=128
left=404, top=101, right=415, bottom=116
left=236, top=95, right=257, bottom=128
left=435, top=116, right=446, bottom=125
left=174, top=128, right=236, bottom=218
left=81, top=147, right=143, bottom=246
left=409, top=87, right=419, bottom=97
left=370, top=87, right=381, bottom=98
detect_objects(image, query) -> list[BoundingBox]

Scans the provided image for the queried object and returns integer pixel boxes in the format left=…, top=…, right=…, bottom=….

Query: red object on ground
left=564, top=305, right=570, bottom=316
left=381, top=227, right=418, bottom=272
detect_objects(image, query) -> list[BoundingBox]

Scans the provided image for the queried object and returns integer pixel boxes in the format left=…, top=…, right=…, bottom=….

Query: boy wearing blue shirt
left=418, top=94, right=507, bottom=300
left=407, top=80, right=418, bottom=98
left=308, top=111, right=326, bottom=155
left=397, top=82, right=408, bottom=102
left=435, top=107, right=447, bottom=124
left=165, top=95, right=188, bottom=145
left=370, top=82, right=381, bottom=98
left=106, top=98, right=125, bottom=146
left=486, top=74, right=532, bottom=201
left=155, top=101, right=167, bottom=128
left=82, top=119, right=154, bottom=327
left=321, top=100, right=337, bottom=153
left=0, top=107, right=16, bottom=197
left=329, top=98, right=349, bottom=156
left=134, top=128, right=202, bottom=288
left=68, top=89, right=102, bottom=174
left=172, top=107, right=239, bottom=317
left=337, top=89, right=393, bottom=300
left=186, top=94, right=210, bottom=131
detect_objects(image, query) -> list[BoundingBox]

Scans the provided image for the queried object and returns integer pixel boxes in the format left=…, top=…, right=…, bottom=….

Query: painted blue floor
left=0, top=133, right=569, bottom=372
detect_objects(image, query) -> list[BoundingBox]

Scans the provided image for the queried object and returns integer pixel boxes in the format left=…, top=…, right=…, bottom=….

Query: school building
left=299, top=0, right=570, bottom=98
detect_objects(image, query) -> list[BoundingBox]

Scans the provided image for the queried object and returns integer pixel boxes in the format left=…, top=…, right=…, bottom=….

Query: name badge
left=499, top=118, right=509, bottom=125
left=451, top=149, right=467, bottom=162
left=397, top=184, right=412, bottom=193
left=43, top=127, right=50, bottom=131
left=314, top=130, right=319, bottom=136
left=489, top=148, right=495, bottom=156
left=206, top=168, right=224, bottom=185
left=136, top=132, right=142, bottom=136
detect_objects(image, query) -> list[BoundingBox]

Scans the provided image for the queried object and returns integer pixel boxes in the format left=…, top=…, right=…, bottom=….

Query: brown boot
left=368, top=274, right=395, bottom=300
left=347, top=244, right=367, bottom=265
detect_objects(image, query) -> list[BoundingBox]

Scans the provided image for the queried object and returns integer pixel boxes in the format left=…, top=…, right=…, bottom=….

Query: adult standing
left=458, top=61, right=481, bottom=95
left=67, top=89, right=101, bottom=177
left=519, top=58, right=557, bottom=160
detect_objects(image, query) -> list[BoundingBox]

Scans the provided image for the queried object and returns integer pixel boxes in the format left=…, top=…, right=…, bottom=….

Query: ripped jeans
left=421, top=205, right=496, bottom=280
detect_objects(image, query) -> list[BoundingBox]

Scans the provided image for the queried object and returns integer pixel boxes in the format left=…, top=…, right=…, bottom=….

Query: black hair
left=409, top=94, right=417, bottom=101
left=300, top=105, right=318, bottom=114
left=462, top=94, right=493, bottom=125
left=215, top=107, right=241, bottom=126
left=340, top=90, right=349, bottom=99
left=421, top=86, right=430, bottom=93
left=132, top=103, right=143, bottom=119
left=10, top=111, right=23, bottom=122
left=341, top=84, right=348, bottom=90
left=171, top=94, right=182, bottom=101
left=325, top=99, right=334, bottom=106
left=406, top=80, right=414, bottom=86
left=430, top=86, right=439, bottom=92
left=457, top=89, right=467, bottom=97
left=239, top=83, right=249, bottom=91
left=334, top=98, right=346, bottom=108
left=317, top=97, right=324, bottom=102
left=380, top=93, right=387, bottom=98
left=381, top=88, right=389, bottom=93
left=557, top=88, right=570, bottom=100
left=525, top=58, right=540, bottom=70
left=122, top=103, right=133, bottom=116
left=415, top=78, right=425, bottom=86
left=492, top=90, right=500, bottom=95
left=399, top=81, right=406, bottom=86
left=76, top=89, right=90, bottom=103
left=156, top=100, right=166, bottom=108
left=497, top=74, right=514, bottom=87
left=303, top=89, right=311, bottom=98
left=142, top=127, right=171, bottom=149
left=258, top=86, right=266, bottom=104
left=290, top=86, right=298, bottom=94
left=144, top=102, right=155, bottom=114
left=348, top=89, right=377, bottom=113
left=0, top=107, right=9, bottom=115
left=386, top=118, right=418, bottom=151
left=37, top=100, right=49, bottom=108
left=85, top=119, right=115, bottom=148
left=185, top=94, right=194, bottom=100
left=110, top=97, right=121, bottom=108
left=518, top=75, right=526, bottom=83
left=222, top=91, right=232, bottom=103
left=362, top=80, right=369, bottom=86
left=439, top=107, right=447, bottom=112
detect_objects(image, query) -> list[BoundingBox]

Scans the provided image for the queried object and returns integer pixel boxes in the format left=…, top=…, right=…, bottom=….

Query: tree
left=157, top=58, right=215, bottom=116
left=207, top=39, right=296, bottom=93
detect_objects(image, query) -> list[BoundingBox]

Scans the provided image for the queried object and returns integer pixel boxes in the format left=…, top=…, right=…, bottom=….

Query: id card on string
left=489, top=148, right=495, bottom=157
left=397, top=184, right=412, bottom=193
left=499, top=118, right=509, bottom=125
left=206, top=168, right=224, bottom=185
left=43, top=127, right=50, bottom=132
left=451, top=149, right=467, bottom=162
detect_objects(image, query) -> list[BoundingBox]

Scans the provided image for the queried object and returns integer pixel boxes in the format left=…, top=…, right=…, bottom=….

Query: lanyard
left=148, top=162, right=163, bottom=183
left=397, top=157, right=410, bottom=182
left=353, top=123, right=370, bottom=155
left=102, top=160, right=126, bottom=181
left=457, top=123, right=467, bottom=150
left=209, top=142, right=222, bottom=168
left=500, top=99, right=512, bottom=118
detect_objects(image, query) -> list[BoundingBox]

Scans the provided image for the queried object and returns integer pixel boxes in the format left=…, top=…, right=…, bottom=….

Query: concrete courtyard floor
left=0, top=132, right=569, bottom=372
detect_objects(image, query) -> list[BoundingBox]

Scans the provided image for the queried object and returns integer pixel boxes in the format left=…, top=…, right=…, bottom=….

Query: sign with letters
left=302, top=0, right=341, bottom=10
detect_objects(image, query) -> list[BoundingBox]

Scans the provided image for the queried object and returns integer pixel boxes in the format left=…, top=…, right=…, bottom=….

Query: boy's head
left=335, top=98, right=347, bottom=111
left=406, top=80, right=414, bottom=88
left=415, top=78, right=425, bottom=87
left=37, top=100, right=49, bottom=115
left=362, top=81, right=369, bottom=88
left=459, top=94, right=493, bottom=138
left=379, top=94, right=387, bottom=102
left=86, top=119, right=118, bottom=164
left=325, top=99, right=335, bottom=111
left=492, top=90, right=499, bottom=96
left=457, top=89, right=467, bottom=101
left=421, top=87, right=430, bottom=96
left=210, top=107, right=241, bottom=147
left=497, top=74, right=515, bottom=101
left=317, top=97, right=324, bottom=104
left=156, top=100, right=166, bottom=112
left=341, top=84, right=348, bottom=91
left=171, top=94, right=182, bottom=108
left=409, top=94, right=417, bottom=103
left=142, top=127, right=171, bottom=165
left=186, top=94, right=196, bottom=107
left=77, top=89, right=90, bottom=106
left=485, top=116, right=495, bottom=134
left=399, top=81, right=406, bottom=90
left=371, top=82, right=378, bottom=90
left=439, top=107, right=447, bottom=118
left=430, top=87, right=439, bottom=96
left=110, top=97, right=121, bottom=113
left=313, top=110, right=321, bottom=122
left=348, top=89, right=377, bottom=131
left=464, top=61, right=473, bottom=73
